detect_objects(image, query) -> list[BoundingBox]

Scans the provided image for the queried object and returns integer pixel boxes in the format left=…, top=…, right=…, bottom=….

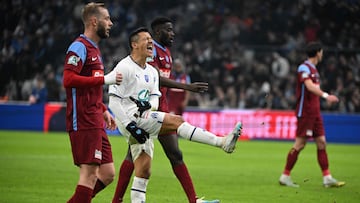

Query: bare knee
left=134, top=166, right=151, bottom=179
left=162, top=114, right=185, bottom=132
left=293, top=137, right=307, bottom=151
left=103, top=170, right=115, bottom=185
left=79, top=165, right=98, bottom=187
left=295, top=144, right=306, bottom=151
left=98, top=163, right=115, bottom=185
left=134, top=154, right=152, bottom=179
left=315, top=137, right=327, bottom=150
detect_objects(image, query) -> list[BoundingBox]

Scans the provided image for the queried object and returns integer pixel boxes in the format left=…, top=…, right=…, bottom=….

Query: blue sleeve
left=152, top=47, right=157, bottom=58
left=297, top=64, right=310, bottom=73
left=67, top=41, right=87, bottom=65
left=186, top=75, right=191, bottom=84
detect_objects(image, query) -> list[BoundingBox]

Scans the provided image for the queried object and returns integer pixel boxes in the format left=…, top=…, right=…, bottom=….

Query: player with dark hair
left=279, top=42, right=345, bottom=188
left=111, top=16, right=235, bottom=203
left=108, top=27, right=242, bottom=203
left=63, top=2, right=122, bottom=203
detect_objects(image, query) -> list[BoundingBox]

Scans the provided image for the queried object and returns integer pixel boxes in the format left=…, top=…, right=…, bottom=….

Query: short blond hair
left=81, top=2, right=105, bottom=23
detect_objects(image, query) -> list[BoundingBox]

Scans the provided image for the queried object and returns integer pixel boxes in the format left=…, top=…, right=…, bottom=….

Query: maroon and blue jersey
left=295, top=60, right=321, bottom=118
left=148, top=40, right=172, bottom=112
left=64, top=34, right=105, bottom=131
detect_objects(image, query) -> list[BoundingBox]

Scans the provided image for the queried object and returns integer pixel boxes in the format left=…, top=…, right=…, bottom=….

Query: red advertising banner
left=183, top=110, right=297, bottom=140
left=44, top=103, right=66, bottom=132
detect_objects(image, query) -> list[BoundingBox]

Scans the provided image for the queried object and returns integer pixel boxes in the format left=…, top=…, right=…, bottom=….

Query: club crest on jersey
left=151, top=112, right=159, bottom=119
left=67, top=55, right=80, bottom=66
left=144, top=75, right=149, bottom=82
left=301, top=72, right=309, bottom=79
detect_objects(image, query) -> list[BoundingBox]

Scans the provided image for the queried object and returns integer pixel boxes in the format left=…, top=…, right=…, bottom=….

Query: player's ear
left=131, top=41, right=136, bottom=49
left=89, top=16, right=97, bottom=27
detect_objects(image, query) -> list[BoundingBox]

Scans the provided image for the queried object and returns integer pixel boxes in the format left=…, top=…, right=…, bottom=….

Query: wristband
left=104, top=73, right=116, bottom=85
left=322, top=92, right=329, bottom=99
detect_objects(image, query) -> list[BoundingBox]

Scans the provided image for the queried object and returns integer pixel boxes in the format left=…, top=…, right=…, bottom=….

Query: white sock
left=131, top=176, right=148, bottom=203
left=323, top=174, right=332, bottom=180
left=177, top=122, right=223, bottom=147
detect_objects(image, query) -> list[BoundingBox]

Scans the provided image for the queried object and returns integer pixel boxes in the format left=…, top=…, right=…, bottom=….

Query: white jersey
left=108, top=55, right=161, bottom=126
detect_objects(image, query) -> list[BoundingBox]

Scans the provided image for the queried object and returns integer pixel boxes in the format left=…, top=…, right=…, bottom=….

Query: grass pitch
left=0, top=130, right=359, bottom=203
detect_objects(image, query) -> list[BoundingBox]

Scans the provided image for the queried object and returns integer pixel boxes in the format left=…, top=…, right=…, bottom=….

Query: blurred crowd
left=1, top=0, right=359, bottom=113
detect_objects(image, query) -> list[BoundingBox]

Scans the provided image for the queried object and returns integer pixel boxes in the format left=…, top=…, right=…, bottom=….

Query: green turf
left=0, top=130, right=359, bottom=203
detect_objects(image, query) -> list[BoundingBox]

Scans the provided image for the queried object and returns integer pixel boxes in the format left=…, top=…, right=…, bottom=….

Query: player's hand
left=103, top=110, right=117, bottom=130
left=188, top=82, right=208, bottom=93
left=126, top=121, right=149, bottom=144
left=326, top=94, right=339, bottom=105
left=114, top=72, right=122, bottom=85
left=129, top=96, right=151, bottom=117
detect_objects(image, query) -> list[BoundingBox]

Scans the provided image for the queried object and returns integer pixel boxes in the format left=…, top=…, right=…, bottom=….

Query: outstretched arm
left=160, top=76, right=208, bottom=93
left=63, top=69, right=122, bottom=88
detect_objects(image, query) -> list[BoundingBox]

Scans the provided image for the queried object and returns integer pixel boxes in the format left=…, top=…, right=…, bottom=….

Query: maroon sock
left=92, top=179, right=106, bottom=198
left=112, top=160, right=134, bottom=203
left=317, top=149, right=330, bottom=176
left=173, top=163, right=197, bottom=203
left=283, top=148, right=299, bottom=175
left=67, top=185, right=93, bottom=203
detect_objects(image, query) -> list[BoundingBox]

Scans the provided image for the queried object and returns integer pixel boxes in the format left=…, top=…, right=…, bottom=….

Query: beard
left=97, top=23, right=109, bottom=39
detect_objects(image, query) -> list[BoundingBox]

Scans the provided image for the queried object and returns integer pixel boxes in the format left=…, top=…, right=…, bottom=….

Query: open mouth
left=147, top=45, right=153, bottom=52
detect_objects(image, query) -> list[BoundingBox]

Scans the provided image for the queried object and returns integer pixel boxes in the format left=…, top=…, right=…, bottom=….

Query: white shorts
left=115, top=111, right=166, bottom=161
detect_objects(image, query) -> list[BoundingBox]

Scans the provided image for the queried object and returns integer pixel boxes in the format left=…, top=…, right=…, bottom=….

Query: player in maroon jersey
left=63, top=3, right=122, bottom=203
left=111, top=17, right=221, bottom=203
left=279, top=42, right=345, bottom=188
left=168, top=59, right=191, bottom=116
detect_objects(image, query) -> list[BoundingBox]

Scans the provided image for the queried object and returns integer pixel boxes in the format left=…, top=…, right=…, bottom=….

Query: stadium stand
left=1, top=0, right=359, bottom=112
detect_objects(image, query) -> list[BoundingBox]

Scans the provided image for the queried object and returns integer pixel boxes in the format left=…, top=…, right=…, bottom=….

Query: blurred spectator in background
left=28, top=74, right=47, bottom=104
left=271, top=52, right=290, bottom=79
left=1, top=0, right=360, bottom=113
left=168, top=59, right=191, bottom=115
left=44, top=64, right=60, bottom=102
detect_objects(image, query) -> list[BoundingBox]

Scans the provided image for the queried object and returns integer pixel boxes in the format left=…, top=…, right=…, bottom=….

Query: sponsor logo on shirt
left=160, top=69, right=171, bottom=78
left=91, top=56, right=97, bottom=61
left=67, top=55, right=80, bottom=66
left=92, top=70, right=104, bottom=77
left=138, top=89, right=150, bottom=101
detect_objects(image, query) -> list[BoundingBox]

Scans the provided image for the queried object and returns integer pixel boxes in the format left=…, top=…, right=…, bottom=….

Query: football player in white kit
left=108, top=27, right=242, bottom=203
